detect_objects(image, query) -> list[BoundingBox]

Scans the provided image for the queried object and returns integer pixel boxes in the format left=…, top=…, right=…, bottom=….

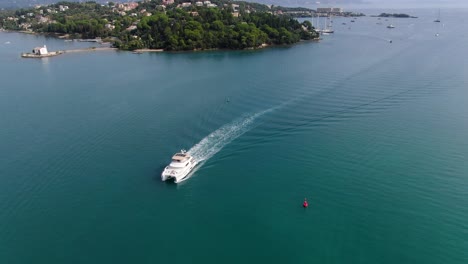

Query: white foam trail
left=188, top=107, right=276, bottom=170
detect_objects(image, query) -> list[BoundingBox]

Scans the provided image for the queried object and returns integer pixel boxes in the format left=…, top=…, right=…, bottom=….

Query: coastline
left=132, top=39, right=319, bottom=53
left=2, top=0, right=320, bottom=56
left=64, top=47, right=117, bottom=53
left=5, top=30, right=318, bottom=54
left=133, top=49, right=164, bottom=53
left=7, top=30, right=320, bottom=57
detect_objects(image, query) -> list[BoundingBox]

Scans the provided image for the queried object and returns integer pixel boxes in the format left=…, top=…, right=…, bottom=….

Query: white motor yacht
left=161, top=150, right=197, bottom=183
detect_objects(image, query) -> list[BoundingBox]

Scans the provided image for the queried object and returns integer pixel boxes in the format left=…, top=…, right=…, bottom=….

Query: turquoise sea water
left=1, top=9, right=467, bottom=263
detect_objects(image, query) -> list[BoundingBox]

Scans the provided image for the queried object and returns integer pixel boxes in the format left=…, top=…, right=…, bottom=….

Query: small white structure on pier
left=32, top=45, right=48, bottom=55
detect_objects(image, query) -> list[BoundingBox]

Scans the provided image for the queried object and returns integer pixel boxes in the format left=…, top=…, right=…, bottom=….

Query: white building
left=332, top=8, right=343, bottom=13
left=20, top=23, right=31, bottom=30
left=59, top=5, right=68, bottom=12
left=32, top=45, right=48, bottom=55
left=126, top=25, right=137, bottom=31
left=203, top=1, right=211, bottom=5
left=317, top=8, right=331, bottom=13
left=317, top=7, right=343, bottom=13
left=38, top=16, right=50, bottom=23
left=195, top=1, right=203, bottom=6
left=181, top=2, right=192, bottom=7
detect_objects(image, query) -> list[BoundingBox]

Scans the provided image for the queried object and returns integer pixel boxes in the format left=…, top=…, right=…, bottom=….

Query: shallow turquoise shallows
left=1, top=8, right=467, bottom=264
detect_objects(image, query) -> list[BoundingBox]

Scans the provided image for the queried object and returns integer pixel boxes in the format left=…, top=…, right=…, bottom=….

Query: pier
left=21, top=47, right=117, bottom=58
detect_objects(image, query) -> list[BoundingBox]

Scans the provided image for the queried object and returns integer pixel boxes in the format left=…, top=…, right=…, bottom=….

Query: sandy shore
left=133, top=49, right=164, bottom=53
left=64, top=47, right=117, bottom=53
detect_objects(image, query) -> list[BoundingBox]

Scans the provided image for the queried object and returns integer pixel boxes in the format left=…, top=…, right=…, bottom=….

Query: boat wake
left=186, top=107, right=276, bottom=176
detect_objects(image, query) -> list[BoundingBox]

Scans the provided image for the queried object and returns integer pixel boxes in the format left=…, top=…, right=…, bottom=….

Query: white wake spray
left=186, top=107, right=277, bottom=177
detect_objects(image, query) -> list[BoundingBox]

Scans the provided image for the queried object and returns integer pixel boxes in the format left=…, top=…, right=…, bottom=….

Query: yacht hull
left=161, top=161, right=198, bottom=183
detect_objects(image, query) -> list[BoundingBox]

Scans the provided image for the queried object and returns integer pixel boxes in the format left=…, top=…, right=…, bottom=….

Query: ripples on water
left=1, top=8, right=467, bottom=264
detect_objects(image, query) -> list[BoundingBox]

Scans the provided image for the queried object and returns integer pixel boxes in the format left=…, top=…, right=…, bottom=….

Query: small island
left=372, top=13, right=418, bottom=18
left=0, top=0, right=320, bottom=52
left=21, top=45, right=64, bottom=58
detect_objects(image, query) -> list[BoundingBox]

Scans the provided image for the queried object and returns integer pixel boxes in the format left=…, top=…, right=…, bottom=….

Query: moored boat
left=434, top=9, right=441, bottom=22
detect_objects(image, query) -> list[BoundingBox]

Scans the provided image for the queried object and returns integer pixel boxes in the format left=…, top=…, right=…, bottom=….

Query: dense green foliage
left=1, top=0, right=318, bottom=51
left=0, top=10, right=20, bottom=30
left=37, top=2, right=124, bottom=38
left=115, top=8, right=316, bottom=51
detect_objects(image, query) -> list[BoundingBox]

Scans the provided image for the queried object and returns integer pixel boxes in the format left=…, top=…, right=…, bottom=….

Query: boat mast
left=314, top=4, right=320, bottom=32
left=435, top=9, right=441, bottom=22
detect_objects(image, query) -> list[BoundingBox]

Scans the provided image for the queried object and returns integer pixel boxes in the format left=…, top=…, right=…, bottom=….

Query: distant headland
left=372, top=13, right=418, bottom=19
left=0, top=0, right=330, bottom=52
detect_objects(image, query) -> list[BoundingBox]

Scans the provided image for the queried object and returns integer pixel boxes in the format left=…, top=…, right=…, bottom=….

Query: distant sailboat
left=314, top=14, right=321, bottom=33
left=387, top=17, right=395, bottom=28
left=321, top=15, right=334, bottom=34
left=434, top=9, right=441, bottom=22
left=434, top=10, right=442, bottom=36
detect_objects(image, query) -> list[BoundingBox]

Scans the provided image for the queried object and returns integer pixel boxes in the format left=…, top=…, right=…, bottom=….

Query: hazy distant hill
left=1, top=0, right=56, bottom=9
left=244, top=0, right=366, bottom=7
left=0, top=0, right=365, bottom=9
left=0, top=0, right=107, bottom=9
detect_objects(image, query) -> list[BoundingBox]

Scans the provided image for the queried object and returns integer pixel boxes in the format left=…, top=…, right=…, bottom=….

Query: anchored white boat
left=434, top=9, right=441, bottom=22
left=161, top=150, right=197, bottom=183
left=387, top=17, right=395, bottom=29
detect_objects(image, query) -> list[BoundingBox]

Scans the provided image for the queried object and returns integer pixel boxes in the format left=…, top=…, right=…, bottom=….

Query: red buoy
left=303, top=198, right=308, bottom=208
